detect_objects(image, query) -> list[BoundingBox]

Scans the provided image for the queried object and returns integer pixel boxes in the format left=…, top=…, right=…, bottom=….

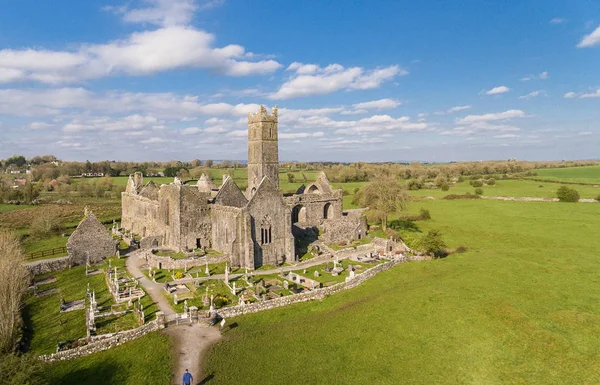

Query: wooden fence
left=28, top=246, right=67, bottom=260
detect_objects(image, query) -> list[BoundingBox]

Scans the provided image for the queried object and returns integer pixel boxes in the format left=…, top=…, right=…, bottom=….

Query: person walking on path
left=182, top=369, right=193, bottom=385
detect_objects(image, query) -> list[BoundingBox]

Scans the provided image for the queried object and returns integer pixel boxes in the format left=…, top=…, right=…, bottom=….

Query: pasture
left=202, top=199, right=600, bottom=384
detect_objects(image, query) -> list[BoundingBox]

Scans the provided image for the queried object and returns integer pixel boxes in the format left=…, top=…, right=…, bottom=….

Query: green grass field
left=202, top=199, right=600, bottom=384
left=530, top=166, right=600, bottom=184
left=44, top=332, right=172, bottom=385
left=409, top=179, right=600, bottom=199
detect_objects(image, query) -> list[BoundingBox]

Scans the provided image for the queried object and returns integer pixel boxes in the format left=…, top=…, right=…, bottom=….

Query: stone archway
left=323, top=203, right=333, bottom=219
left=306, top=184, right=320, bottom=194
left=292, top=205, right=307, bottom=223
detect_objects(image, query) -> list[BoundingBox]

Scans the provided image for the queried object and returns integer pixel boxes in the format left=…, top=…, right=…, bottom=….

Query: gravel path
left=125, top=250, right=221, bottom=384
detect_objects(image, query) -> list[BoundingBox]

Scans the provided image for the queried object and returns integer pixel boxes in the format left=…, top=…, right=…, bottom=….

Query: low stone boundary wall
left=38, top=316, right=164, bottom=363
left=26, top=256, right=71, bottom=276
left=143, top=250, right=228, bottom=270
left=217, top=255, right=426, bottom=319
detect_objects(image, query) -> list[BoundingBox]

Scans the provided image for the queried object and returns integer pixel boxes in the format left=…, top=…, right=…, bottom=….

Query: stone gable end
left=67, top=213, right=117, bottom=265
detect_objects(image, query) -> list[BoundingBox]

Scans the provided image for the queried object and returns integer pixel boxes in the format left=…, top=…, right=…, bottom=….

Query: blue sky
left=0, top=0, right=599, bottom=162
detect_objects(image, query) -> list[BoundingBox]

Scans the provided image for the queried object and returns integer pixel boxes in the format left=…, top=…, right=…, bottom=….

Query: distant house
left=13, top=177, right=27, bottom=186
left=81, top=172, right=105, bottom=177
left=145, top=172, right=164, bottom=177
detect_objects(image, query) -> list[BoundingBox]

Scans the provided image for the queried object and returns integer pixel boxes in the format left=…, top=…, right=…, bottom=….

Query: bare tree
left=0, top=231, right=29, bottom=353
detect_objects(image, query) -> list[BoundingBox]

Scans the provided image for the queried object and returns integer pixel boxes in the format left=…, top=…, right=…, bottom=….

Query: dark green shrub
left=487, top=178, right=496, bottom=186
left=474, top=188, right=483, bottom=195
left=441, top=183, right=450, bottom=191
left=556, top=186, right=580, bottom=202
left=469, top=180, right=484, bottom=188
left=456, top=245, right=468, bottom=253
left=457, top=176, right=465, bottom=183
left=442, top=194, right=481, bottom=200
left=421, top=230, right=447, bottom=258
left=596, top=194, right=600, bottom=202
left=419, top=208, right=431, bottom=220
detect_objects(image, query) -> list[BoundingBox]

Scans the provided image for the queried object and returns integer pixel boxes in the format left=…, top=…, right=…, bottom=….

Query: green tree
left=5, top=155, right=26, bottom=168
left=421, top=229, right=446, bottom=257
left=287, top=173, right=295, bottom=183
left=355, top=178, right=410, bottom=230
left=556, top=186, right=580, bottom=202
left=205, top=159, right=214, bottom=168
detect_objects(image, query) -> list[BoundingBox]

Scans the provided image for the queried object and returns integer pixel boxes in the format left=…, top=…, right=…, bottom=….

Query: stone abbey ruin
left=121, top=106, right=367, bottom=269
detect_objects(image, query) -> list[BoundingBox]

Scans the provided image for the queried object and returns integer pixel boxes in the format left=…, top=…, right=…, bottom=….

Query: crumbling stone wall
left=38, top=318, right=163, bottom=363
left=320, top=210, right=368, bottom=244
left=67, top=213, right=117, bottom=266
left=26, top=256, right=71, bottom=276
left=217, top=255, right=426, bottom=319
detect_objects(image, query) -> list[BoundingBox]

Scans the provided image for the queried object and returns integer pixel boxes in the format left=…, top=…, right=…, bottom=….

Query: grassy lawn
left=44, top=332, right=172, bottom=385
left=24, top=256, right=159, bottom=355
left=529, top=166, right=600, bottom=184
left=202, top=199, right=600, bottom=384
left=410, top=179, right=600, bottom=199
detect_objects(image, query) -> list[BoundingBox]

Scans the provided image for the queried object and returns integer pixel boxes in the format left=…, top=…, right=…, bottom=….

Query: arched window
left=324, top=203, right=333, bottom=219
left=260, top=215, right=273, bottom=245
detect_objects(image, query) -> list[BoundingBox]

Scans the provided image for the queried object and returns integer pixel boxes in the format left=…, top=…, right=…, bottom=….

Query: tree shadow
left=388, top=219, right=421, bottom=233
left=198, top=373, right=215, bottom=384
left=47, top=362, right=118, bottom=385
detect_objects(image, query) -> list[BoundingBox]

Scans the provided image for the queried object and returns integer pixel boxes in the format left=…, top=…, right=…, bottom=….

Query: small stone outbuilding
left=67, top=211, right=117, bottom=265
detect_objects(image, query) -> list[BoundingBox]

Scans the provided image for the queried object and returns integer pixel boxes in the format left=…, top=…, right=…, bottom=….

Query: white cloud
left=550, top=18, right=564, bottom=24
left=519, top=90, right=542, bottom=99
left=352, top=98, right=401, bottom=110
left=485, top=86, right=510, bottom=95
left=279, top=131, right=324, bottom=139
left=564, top=92, right=577, bottom=99
left=140, top=137, right=168, bottom=144
left=520, top=72, right=549, bottom=81
left=105, top=0, right=199, bottom=27
left=62, top=115, right=160, bottom=133
left=580, top=89, right=600, bottom=98
left=226, top=130, right=247, bottom=137
left=578, top=131, right=593, bottom=136
left=494, top=133, right=520, bottom=139
left=577, top=26, right=600, bottom=48
left=27, top=122, right=54, bottom=130
left=456, top=110, right=525, bottom=124
left=270, top=64, right=406, bottom=99
left=435, top=105, right=471, bottom=115
left=0, top=26, right=281, bottom=84
left=182, top=127, right=202, bottom=135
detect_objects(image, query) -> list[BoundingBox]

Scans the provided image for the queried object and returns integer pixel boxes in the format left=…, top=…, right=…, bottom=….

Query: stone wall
left=38, top=318, right=163, bottom=363
left=320, top=210, right=368, bottom=244
left=217, top=255, right=426, bottom=319
left=143, top=250, right=228, bottom=270
left=26, top=256, right=71, bottom=276
left=67, top=213, right=118, bottom=265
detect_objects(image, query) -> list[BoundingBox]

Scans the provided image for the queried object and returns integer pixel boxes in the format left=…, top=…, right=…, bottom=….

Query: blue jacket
left=182, top=372, right=193, bottom=385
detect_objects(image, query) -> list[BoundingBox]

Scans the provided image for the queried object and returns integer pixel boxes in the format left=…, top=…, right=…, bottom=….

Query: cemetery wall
left=38, top=318, right=163, bottom=363
left=26, top=256, right=71, bottom=276
left=143, top=250, right=228, bottom=270
left=217, top=255, right=426, bottom=319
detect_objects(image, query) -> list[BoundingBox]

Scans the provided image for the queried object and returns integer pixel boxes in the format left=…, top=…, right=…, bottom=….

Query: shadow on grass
left=48, top=362, right=119, bottom=385
left=198, top=373, right=215, bottom=384
left=388, top=219, right=422, bottom=233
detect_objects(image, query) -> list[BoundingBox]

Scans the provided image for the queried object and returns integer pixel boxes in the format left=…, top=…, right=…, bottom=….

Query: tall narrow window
left=260, top=215, right=273, bottom=245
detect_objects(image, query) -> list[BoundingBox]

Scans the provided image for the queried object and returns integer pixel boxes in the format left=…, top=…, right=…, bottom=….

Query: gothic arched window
left=260, top=215, right=273, bottom=245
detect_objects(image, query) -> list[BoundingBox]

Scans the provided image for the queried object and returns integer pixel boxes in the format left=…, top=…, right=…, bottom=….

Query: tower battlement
left=248, top=105, right=278, bottom=124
